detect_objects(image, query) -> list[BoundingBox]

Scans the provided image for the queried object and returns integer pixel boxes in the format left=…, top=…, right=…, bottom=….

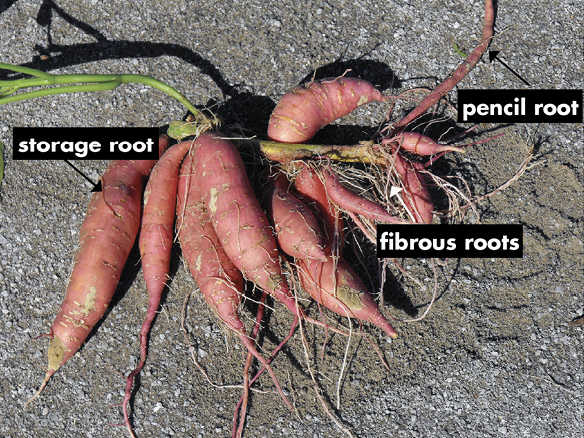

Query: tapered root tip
left=381, top=324, right=399, bottom=339
left=24, top=371, right=53, bottom=409
left=445, top=145, right=466, bottom=153
left=121, top=366, right=143, bottom=438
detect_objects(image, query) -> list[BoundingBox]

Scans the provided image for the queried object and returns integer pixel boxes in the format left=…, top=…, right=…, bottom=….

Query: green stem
left=0, top=62, right=210, bottom=124
left=117, top=74, right=201, bottom=118
left=0, top=62, right=53, bottom=79
left=0, top=81, right=121, bottom=105
left=0, top=73, right=119, bottom=88
left=256, top=139, right=386, bottom=165
left=0, top=86, right=19, bottom=97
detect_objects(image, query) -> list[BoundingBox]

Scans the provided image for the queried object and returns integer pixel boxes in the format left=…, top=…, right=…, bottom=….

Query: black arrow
left=64, top=160, right=102, bottom=192
left=489, top=51, right=530, bottom=86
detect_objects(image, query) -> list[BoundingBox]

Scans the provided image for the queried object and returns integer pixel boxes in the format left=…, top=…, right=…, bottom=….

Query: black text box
left=13, top=127, right=159, bottom=160
left=457, top=89, right=582, bottom=123
left=377, top=224, right=523, bottom=258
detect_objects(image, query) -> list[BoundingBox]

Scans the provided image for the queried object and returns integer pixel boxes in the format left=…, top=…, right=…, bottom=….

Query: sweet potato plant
left=2, top=1, right=538, bottom=437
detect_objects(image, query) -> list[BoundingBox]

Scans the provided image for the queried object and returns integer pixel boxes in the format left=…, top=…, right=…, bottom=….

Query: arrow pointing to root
left=389, top=186, right=414, bottom=222
left=488, top=50, right=530, bottom=86
left=64, top=160, right=102, bottom=192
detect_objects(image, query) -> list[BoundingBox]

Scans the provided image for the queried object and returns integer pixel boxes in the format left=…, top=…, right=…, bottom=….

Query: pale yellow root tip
left=24, top=372, right=52, bottom=409
left=447, top=146, right=466, bottom=153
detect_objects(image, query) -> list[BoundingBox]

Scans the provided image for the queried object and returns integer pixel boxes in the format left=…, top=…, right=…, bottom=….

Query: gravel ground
left=0, top=1, right=582, bottom=437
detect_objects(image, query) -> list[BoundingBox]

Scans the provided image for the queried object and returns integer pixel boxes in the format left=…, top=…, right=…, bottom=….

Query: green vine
left=0, top=62, right=218, bottom=127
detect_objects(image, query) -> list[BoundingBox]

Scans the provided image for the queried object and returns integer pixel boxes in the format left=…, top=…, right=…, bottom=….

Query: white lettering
left=462, top=103, right=476, bottom=121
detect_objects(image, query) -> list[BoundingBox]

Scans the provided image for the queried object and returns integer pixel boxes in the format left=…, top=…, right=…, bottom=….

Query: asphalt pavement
left=0, top=1, right=582, bottom=437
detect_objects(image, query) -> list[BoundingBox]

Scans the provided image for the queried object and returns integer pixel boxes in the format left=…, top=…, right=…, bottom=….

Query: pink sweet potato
left=263, top=171, right=327, bottom=262
left=139, top=139, right=193, bottom=310
left=321, top=166, right=407, bottom=225
left=293, top=164, right=398, bottom=338
left=392, top=152, right=434, bottom=224
left=26, top=135, right=170, bottom=407
left=192, top=132, right=302, bottom=319
left=177, top=150, right=246, bottom=331
left=122, top=138, right=193, bottom=436
left=298, top=256, right=398, bottom=339
left=293, top=162, right=341, bottom=247
left=177, top=150, right=291, bottom=410
left=389, top=132, right=464, bottom=156
left=268, top=77, right=386, bottom=143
